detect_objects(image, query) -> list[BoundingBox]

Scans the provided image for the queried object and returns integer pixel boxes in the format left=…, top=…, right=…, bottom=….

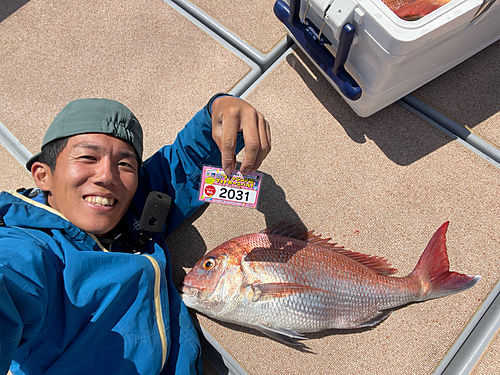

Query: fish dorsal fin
left=262, top=221, right=397, bottom=276
left=328, top=248, right=398, bottom=275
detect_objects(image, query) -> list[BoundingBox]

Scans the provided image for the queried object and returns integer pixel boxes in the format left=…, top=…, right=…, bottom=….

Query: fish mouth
left=178, top=283, right=199, bottom=296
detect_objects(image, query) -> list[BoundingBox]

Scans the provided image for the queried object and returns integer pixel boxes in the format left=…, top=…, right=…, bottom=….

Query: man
left=0, top=94, right=271, bottom=374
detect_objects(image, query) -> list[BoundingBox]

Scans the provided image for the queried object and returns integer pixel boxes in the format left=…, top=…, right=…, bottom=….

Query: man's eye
left=79, top=155, right=97, bottom=161
left=118, top=161, right=137, bottom=169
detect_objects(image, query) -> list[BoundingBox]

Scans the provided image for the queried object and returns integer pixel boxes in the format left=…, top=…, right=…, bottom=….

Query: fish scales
left=238, top=233, right=420, bottom=330
left=181, top=221, right=479, bottom=344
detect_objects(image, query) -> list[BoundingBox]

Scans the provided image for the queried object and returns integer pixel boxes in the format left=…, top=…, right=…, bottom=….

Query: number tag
left=199, top=166, right=263, bottom=209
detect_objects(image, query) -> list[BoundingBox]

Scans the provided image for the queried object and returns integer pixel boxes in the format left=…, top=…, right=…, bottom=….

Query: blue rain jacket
left=0, top=98, right=243, bottom=375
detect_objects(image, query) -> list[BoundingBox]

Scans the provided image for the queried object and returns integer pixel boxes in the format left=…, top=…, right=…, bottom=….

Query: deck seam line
left=169, top=0, right=293, bottom=72
left=435, top=281, right=500, bottom=375
left=164, top=0, right=261, bottom=97
left=0, top=120, right=32, bottom=170
left=398, top=95, right=500, bottom=170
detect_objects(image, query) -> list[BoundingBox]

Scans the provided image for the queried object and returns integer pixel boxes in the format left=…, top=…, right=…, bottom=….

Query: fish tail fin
left=394, top=0, right=445, bottom=21
left=411, top=222, right=480, bottom=301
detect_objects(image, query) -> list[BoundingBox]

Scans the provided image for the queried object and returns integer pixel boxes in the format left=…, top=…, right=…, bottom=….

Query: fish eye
left=202, top=258, right=216, bottom=271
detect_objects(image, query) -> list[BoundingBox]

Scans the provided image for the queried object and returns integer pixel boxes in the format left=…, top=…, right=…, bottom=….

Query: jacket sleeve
left=0, top=268, right=22, bottom=375
left=137, top=95, right=244, bottom=235
left=0, top=233, right=56, bottom=374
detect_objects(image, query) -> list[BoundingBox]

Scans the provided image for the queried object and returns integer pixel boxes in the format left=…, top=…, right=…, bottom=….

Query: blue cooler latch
left=274, top=0, right=362, bottom=101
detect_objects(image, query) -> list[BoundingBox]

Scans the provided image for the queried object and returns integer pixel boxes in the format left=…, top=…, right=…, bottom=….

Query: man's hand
left=211, top=96, right=271, bottom=176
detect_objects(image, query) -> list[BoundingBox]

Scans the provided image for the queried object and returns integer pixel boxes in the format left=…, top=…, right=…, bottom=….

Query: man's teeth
left=85, top=196, right=115, bottom=206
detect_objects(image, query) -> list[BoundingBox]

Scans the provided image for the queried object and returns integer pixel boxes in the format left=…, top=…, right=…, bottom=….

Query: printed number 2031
left=219, top=187, right=250, bottom=202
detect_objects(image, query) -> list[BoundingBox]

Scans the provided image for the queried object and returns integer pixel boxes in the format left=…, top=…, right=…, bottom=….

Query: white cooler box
left=274, top=0, right=500, bottom=117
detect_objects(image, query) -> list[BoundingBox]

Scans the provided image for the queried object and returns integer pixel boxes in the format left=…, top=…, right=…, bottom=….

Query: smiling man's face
left=35, top=133, right=139, bottom=236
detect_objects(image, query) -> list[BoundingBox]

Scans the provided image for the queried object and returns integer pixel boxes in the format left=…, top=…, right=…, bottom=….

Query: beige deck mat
left=166, top=48, right=500, bottom=374
left=1, top=0, right=498, bottom=374
left=0, top=145, right=33, bottom=192
left=187, top=0, right=287, bottom=54
left=413, top=39, right=500, bottom=149
left=0, top=1, right=252, bottom=373
left=0, top=0, right=251, bottom=166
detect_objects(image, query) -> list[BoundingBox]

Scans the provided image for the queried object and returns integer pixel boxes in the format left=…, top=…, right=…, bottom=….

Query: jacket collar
left=0, top=190, right=107, bottom=251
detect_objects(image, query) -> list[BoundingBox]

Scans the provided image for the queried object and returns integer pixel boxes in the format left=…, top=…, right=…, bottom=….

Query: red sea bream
left=384, top=0, right=452, bottom=20
left=180, top=221, right=479, bottom=344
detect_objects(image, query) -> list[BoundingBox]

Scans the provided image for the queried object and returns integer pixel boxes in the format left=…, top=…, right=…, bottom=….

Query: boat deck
left=0, top=1, right=498, bottom=374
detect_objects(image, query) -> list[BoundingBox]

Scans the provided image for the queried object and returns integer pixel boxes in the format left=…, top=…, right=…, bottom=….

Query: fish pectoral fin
left=353, top=310, right=393, bottom=329
left=247, top=282, right=325, bottom=302
left=255, top=323, right=306, bottom=346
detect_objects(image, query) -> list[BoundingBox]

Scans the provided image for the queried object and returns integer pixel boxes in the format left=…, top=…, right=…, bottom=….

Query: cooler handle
left=274, top=0, right=362, bottom=101
left=472, top=0, right=496, bottom=21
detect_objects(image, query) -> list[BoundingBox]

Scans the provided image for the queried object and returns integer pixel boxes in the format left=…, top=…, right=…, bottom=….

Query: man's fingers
left=239, top=109, right=261, bottom=175
left=211, top=96, right=271, bottom=176
left=253, top=116, right=271, bottom=171
left=218, top=108, right=240, bottom=176
left=240, top=112, right=271, bottom=175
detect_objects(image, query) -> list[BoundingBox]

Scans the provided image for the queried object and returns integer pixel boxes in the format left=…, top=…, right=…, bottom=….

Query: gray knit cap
left=26, top=98, right=143, bottom=171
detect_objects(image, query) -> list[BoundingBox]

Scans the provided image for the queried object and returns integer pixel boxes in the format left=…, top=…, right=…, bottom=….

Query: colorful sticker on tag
left=199, top=166, right=263, bottom=209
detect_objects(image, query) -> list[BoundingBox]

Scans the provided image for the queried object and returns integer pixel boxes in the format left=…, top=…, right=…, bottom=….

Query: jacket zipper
left=143, top=254, right=168, bottom=370
left=10, top=191, right=169, bottom=369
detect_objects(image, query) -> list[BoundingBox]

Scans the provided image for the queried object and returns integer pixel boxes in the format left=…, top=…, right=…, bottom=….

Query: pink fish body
left=181, top=221, right=479, bottom=344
